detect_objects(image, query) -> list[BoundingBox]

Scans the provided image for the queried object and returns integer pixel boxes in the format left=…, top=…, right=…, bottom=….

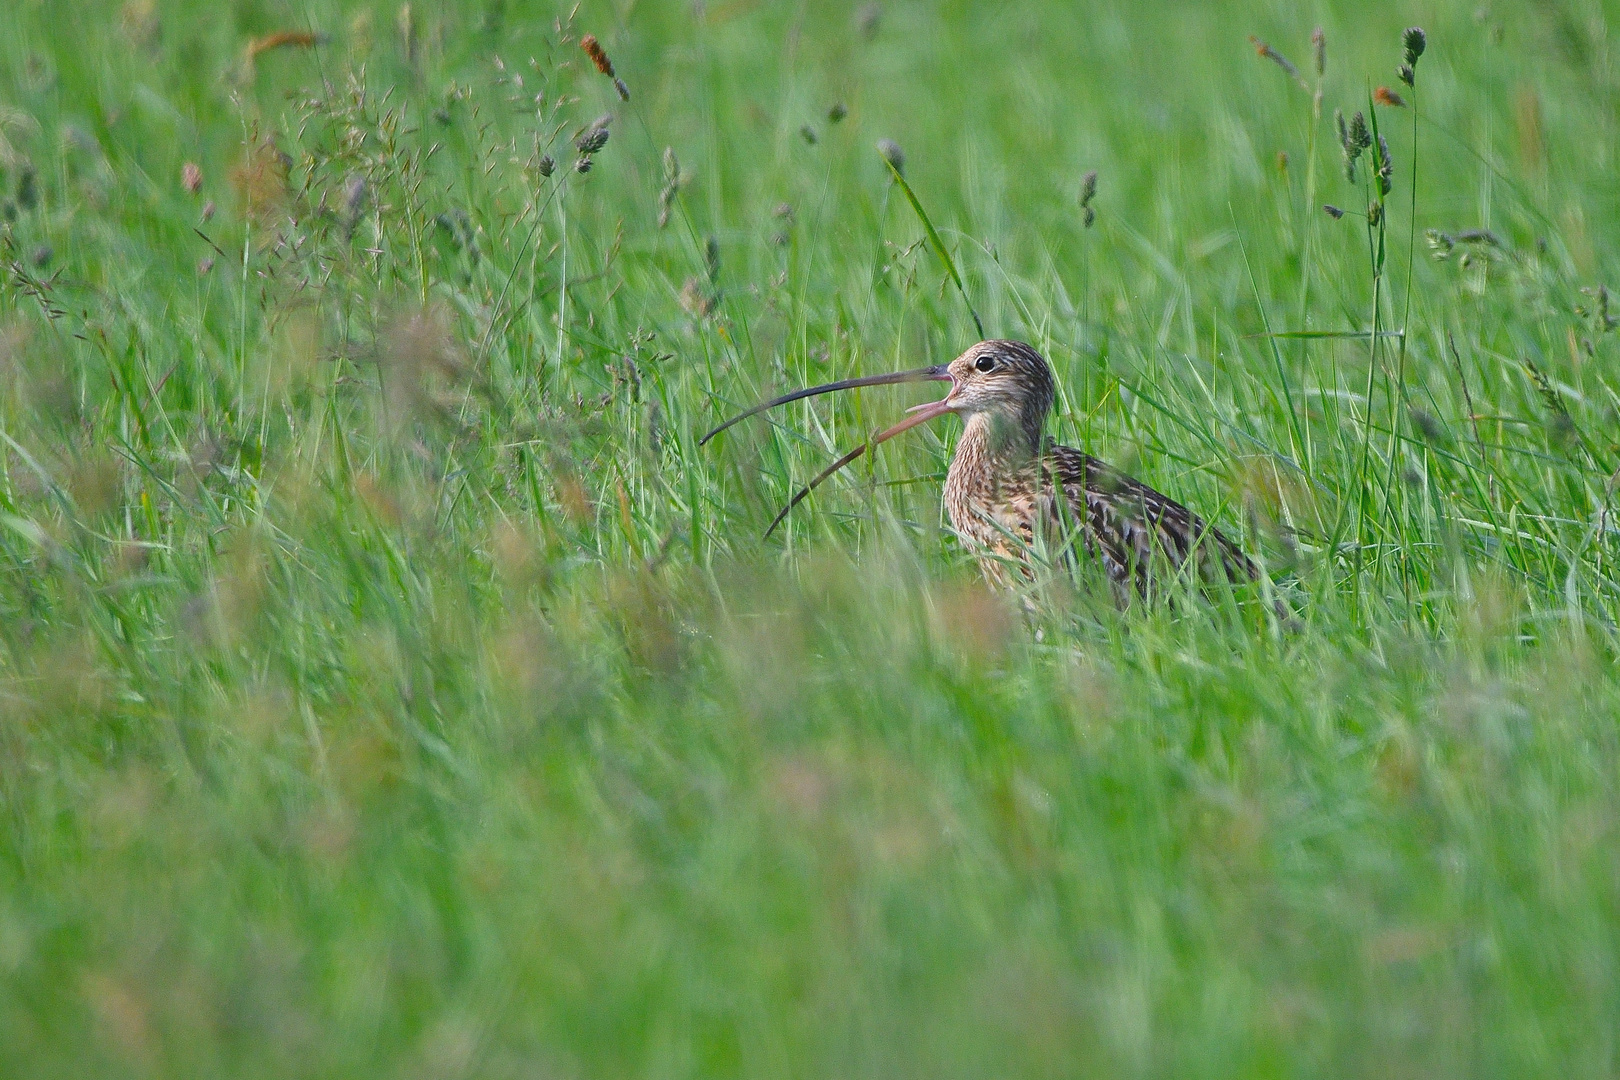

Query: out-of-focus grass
left=1, top=0, right=1618, bottom=1075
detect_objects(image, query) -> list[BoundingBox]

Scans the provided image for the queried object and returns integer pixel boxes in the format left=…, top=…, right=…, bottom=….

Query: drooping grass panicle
left=1249, top=36, right=1309, bottom=91
left=581, top=33, right=630, bottom=99
left=879, top=145, right=985, bottom=339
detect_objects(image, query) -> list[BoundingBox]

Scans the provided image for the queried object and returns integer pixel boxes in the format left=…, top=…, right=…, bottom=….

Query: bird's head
left=935, top=340, right=1056, bottom=453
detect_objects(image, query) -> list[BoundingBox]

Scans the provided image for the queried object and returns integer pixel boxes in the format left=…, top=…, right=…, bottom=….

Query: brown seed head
left=181, top=161, right=203, bottom=195
left=580, top=34, right=615, bottom=77
left=1374, top=86, right=1406, bottom=108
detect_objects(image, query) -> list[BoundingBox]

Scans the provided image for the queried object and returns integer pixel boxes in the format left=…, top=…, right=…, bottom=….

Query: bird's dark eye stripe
left=975, top=355, right=995, bottom=372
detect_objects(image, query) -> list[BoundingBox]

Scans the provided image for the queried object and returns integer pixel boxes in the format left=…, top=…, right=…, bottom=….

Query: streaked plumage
left=938, top=341, right=1257, bottom=599
left=703, top=339, right=1262, bottom=604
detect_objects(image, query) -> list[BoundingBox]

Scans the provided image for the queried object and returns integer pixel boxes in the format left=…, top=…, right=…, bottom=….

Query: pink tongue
left=873, top=398, right=953, bottom=444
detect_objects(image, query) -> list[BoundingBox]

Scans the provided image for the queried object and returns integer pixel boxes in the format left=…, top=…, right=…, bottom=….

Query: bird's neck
left=948, top=412, right=1040, bottom=490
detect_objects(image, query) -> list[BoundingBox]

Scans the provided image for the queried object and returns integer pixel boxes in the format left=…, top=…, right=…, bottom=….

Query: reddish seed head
left=1374, top=86, right=1406, bottom=108
left=580, top=34, right=614, bottom=77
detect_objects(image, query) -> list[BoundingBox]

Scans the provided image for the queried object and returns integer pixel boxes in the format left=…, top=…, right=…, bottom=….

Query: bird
left=701, top=339, right=1265, bottom=604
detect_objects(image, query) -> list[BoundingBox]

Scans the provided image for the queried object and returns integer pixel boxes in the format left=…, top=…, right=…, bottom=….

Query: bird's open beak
left=696, top=365, right=958, bottom=538
left=699, top=365, right=951, bottom=445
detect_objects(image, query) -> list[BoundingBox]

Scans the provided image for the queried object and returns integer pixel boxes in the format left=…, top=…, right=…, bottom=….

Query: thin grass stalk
left=1364, top=100, right=1417, bottom=611
left=1232, top=213, right=1306, bottom=469
left=1351, top=99, right=1387, bottom=621
left=883, top=155, right=986, bottom=340
left=1295, top=41, right=1325, bottom=473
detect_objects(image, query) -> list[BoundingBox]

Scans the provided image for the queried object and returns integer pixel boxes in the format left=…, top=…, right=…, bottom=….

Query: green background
left=2, top=0, right=1618, bottom=1076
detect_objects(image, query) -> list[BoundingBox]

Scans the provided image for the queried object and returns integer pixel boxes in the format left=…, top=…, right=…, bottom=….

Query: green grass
left=3, top=0, right=1620, bottom=1075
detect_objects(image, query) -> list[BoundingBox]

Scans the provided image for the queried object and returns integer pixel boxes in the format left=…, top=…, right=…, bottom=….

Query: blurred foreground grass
left=2, top=0, right=1619, bottom=1075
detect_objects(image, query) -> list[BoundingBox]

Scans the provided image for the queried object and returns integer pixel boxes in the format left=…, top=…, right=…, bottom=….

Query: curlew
left=703, top=339, right=1267, bottom=603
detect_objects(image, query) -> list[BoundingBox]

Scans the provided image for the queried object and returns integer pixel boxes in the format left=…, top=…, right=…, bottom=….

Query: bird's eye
left=974, top=355, right=995, bottom=373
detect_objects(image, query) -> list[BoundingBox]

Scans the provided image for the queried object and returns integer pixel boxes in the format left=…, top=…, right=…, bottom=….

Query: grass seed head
left=343, top=173, right=367, bottom=219
left=1376, top=133, right=1393, bottom=195
left=16, top=163, right=37, bottom=209
left=580, top=34, right=615, bottom=77
left=1398, top=63, right=1415, bottom=87
left=705, top=235, right=720, bottom=285
left=1079, top=170, right=1098, bottom=207
left=857, top=4, right=881, bottom=39
left=1341, top=110, right=1371, bottom=181
left=1312, top=27, right=1326, bottom=77
left=1402, top=27, right=1426, bottom=67
left=538, top=153, right=555, bottom=177
left=827, top=102, right=847, bottom=123
left=1323, top=203, right=1344, bottom=219
left=1249, top=36, right=1307, bottom=90
left=181, top=161, right=202, bottom=195
left=574, top=155, right=592, bottom=173
left=876, top=138, right=905, bottom=177
left=799, top=124, right=817, bottom=145
left=575, top=124, right=610, bottom=155
left=1409, top=407, right=1446, bottom=443
left=1348, top=111, right=1371, bottom=150
left=1374, top=86, right=1406, bottom=108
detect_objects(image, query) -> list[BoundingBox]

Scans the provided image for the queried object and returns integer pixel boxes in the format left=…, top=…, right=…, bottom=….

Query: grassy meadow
left=3, top=0, right=1620, bottom=1074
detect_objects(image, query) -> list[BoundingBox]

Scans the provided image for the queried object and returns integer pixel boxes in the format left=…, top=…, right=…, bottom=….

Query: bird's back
left=945, top=439, right=1258, bottom=598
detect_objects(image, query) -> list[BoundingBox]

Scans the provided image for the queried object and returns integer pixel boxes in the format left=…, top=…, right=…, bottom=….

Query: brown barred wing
left=1044, top=444, right=1259, bottom=592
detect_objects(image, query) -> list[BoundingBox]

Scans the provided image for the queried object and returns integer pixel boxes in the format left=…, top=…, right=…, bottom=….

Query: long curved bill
left=699, top=365, right=949, bottom=446
left=763, top=393, right=957, bottom=538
